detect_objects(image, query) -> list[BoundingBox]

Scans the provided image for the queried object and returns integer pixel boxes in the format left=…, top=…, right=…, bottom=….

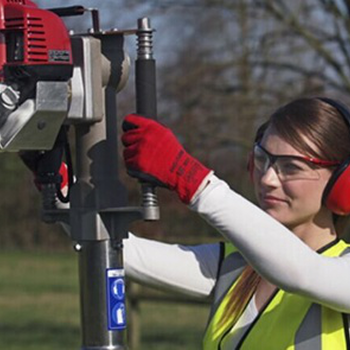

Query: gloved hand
left=122, top=114, right=211, bottom=204
left=19, top=151, right=68, bottom=190
left=19, top=126, right=69, bottom=191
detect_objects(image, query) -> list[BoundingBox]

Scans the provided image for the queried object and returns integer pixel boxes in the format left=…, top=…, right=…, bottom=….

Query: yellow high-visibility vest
left=203, top=239, right=350, bottom=349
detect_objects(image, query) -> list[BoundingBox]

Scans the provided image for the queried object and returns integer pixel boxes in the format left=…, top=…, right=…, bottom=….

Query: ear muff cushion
left=323, top=157, right=350, bottom=215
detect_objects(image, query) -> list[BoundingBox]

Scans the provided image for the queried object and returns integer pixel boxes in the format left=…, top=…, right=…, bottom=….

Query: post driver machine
left=0, top=1, right=159, bottom=348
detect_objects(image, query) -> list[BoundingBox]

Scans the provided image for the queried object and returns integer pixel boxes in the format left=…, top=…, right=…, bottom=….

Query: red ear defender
left=317, top=97, right=350, bottom=215
left=323, top=158, right=350, bottom=215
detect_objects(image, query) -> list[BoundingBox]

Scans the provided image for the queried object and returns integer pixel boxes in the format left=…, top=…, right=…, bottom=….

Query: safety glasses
left=253, top=143, right=340, bottom=181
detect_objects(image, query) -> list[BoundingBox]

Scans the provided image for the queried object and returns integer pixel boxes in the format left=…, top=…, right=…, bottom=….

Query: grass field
left=0, top=250, right=208, bottom=349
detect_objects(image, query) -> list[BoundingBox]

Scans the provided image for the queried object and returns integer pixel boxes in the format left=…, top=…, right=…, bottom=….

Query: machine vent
left=26, top=16, right=47, bottom=61
left=6, top=0, right=26, bottom=4
left=5, top=16, right=47, bottom=62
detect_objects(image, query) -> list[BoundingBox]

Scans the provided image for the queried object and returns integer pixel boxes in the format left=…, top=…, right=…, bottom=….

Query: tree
left=253, top=0, right=350, bottom=97
left=133, top=0, right=350, bottom=187
left=1, top=0, right=349, bottom=246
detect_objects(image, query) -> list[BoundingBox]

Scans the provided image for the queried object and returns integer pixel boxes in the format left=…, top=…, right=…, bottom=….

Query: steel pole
left=72, top=116, right=128, bottom=349
left=78, top=240, right=125, bottom=349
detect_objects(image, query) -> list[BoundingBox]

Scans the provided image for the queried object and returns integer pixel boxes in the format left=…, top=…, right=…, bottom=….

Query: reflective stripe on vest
left=203, top=239, right=350, bottom=350
left=206, top=243, right=247, bottom=324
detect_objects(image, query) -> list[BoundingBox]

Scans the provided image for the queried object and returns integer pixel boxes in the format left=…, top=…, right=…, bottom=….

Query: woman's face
left=253, top=127, right=334, bottom=230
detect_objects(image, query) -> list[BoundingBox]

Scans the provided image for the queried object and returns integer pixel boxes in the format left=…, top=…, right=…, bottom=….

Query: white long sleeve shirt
left=124, top=174, right=350, bottom=313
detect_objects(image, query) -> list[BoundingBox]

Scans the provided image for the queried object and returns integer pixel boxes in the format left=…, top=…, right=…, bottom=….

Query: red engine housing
left=0, top=0, right=73, bottom=82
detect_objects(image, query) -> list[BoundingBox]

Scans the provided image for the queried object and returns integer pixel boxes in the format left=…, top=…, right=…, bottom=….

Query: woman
left=122, top=97, right=350, bottom=349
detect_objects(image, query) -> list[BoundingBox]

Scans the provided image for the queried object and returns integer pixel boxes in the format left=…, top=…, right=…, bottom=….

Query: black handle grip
left=135, top=59, right=157, bottom=119
left=49, top=6, right=85, bottom=17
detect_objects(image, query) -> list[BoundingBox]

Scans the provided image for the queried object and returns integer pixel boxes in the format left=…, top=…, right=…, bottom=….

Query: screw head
left=37, top=120, right=46, bottom=130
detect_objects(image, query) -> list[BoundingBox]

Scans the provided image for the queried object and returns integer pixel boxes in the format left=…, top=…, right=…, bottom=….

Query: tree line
left=0, top=0, right=348, bottom=248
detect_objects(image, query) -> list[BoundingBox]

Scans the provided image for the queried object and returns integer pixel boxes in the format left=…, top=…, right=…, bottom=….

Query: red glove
left=122, top=114, right=211, bottom=204
left=58, top=162, right=69, bottom=190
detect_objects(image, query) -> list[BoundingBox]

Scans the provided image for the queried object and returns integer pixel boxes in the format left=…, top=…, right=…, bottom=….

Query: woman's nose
left=259, top=165, right=281, bottom=187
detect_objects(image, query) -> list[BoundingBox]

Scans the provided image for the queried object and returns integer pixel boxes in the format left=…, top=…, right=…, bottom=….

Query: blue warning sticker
left=106, top=268, right=126, bottom=330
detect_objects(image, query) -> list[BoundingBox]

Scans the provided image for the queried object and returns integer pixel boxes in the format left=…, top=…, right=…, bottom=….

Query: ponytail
left=217, top=265, right=261, bottom=330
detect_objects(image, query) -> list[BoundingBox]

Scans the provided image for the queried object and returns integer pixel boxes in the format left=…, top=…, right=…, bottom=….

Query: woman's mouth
left=262, top=195, right=288, bottom=205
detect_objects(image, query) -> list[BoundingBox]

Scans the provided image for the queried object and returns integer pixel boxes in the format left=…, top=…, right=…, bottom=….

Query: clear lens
left=253, top=146, right=270, bottom=173
left=277, top=158, right=320, bottom=180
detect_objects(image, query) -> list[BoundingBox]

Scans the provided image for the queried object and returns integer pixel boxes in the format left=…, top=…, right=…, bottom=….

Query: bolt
left=37, top=120, right=46, bottom=130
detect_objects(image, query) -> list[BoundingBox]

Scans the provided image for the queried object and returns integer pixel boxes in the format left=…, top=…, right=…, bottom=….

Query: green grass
left=0, top=251, right=80, bottom=350
left=139, top=303, right=208, bottom=349
left=0, top=250, right=209, bottom=349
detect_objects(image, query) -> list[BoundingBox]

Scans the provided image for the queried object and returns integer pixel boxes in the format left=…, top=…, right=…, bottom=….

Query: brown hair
left=219, top=97, right=350, bottom=329
left=267, top=98, right=350, bottom=162
left=217, top=265, right=261, bottom=330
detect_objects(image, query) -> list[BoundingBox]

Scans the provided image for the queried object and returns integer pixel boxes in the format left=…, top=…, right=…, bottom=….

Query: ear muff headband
left=318, top=97, right=350, bottom=215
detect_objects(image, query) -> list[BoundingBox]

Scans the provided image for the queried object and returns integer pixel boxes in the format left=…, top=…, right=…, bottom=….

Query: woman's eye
left=281, top=161, right=304, bottom=173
